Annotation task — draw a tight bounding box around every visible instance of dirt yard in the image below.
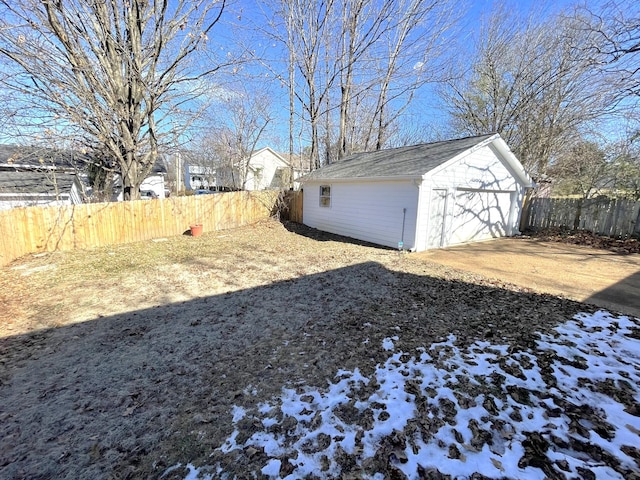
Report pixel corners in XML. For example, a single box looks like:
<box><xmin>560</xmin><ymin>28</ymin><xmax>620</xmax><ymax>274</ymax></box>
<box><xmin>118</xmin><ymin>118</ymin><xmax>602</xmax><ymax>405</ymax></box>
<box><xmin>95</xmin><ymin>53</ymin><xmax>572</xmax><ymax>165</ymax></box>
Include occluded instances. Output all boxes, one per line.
<box><xmin>418</xmin><ymin>234</ymin><xmax>640</xmax><ymax>318</ymax></box>
<box><xmin>0</xmin><ymin>220</ymin><xmax>638</xmax><ymax>479</ymax></box>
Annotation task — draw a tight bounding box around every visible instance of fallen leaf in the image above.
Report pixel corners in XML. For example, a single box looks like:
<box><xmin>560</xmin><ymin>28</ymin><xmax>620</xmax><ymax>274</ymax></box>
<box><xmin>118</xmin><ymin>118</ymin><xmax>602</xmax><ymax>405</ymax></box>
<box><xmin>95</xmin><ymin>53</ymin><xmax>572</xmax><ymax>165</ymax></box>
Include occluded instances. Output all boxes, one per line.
<box><xmin>626</xmin><ymin>424</ymin><xmax>640</xmax><ymax>435</ymax></box>
<box><xmin>122</xmin><ymin>404</ymin><xmax>139</xmax><ymax>417</ymax></box>
<box><xmin>500</xmin><ymin>428</ymin><xmax>515</xmax><ymax>440</ymax></box>
<box><xmin>491</xmin><ymin>457</ymin><xmax>505</xmax><ymax>472</ymax></box>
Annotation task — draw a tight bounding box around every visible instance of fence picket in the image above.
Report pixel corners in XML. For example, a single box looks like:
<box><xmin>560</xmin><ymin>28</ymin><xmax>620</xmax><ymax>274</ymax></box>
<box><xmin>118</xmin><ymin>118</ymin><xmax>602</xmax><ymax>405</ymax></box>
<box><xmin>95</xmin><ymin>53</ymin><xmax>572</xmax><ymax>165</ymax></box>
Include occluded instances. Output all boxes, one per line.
<box><xmin>0</xmin><ymin>191</ymin><xmax>281</xmax><ymax>266</ymax></box>
<box><xmin>522</xmin><ymin>197</ymin><xmax>640</xmax><ymax>238</ymax></box>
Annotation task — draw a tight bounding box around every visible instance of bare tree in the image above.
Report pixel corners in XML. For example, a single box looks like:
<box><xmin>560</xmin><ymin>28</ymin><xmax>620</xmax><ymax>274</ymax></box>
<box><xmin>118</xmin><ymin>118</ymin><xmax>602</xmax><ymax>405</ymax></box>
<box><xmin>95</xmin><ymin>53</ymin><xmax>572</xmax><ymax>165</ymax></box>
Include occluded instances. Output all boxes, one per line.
<box><xmin>335</xmin><ymin>0</ymin><xmax>391</xmax><ymax>160</ymax></box>
<box><xmin>579</xmin><ymin>1</ymin><xmax>640</xmax><ymax>99</ymax></box>
<box><xmin>344</xmin><ymin>0</ymin><xmax>459</xmax><ymax>155</ymax></box>
<box><xmin>0</xmin><ymin>0</ymin><xmax>227</xmax><ymax>200</ymax></box>
<box><xmin>611</xmin><ymin>134</ymin><xmax>640</xmax><ymax>200</ymax></box>
<box><xmin>267</xmin><ymin>0</ymin><xmax>460</xmax><ymax>169</ymax></box>
<box><xmin>441</xmin><ymin>4</ymin><xmax>617</xmax><ymax>174</ymax></box>
<box><xmin>327</xmin><ymin>0</ymin><xmax>459</xmax><ymax>159</ymax></box>
<box><xmin>196</xmin><ymin>85</ymin><xmax>274</xmax><ymax>191</ymax></box>
<box><xmin>287</xmin><ymin>0</ymin><xmax>335</xmax><ymax>170</ymax></box>
<box><xmin>549</xmin><ymin>141</ymin><xmax>611</xmax><ymax>199</ymax></box>
<box><xmin>256</xmin><ymin>0</ymin><xmax>337</xmax><ymax>170</ymax></box>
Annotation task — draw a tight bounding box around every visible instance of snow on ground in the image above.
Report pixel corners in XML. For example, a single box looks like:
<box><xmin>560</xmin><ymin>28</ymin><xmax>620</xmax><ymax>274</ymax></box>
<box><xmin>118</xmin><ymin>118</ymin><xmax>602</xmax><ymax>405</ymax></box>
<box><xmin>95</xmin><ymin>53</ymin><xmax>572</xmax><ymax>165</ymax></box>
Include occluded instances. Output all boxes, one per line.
<box><xmin>173</xmin><ymin>310</ymin><xmax>640</xmax><ymax>479</ymax></box>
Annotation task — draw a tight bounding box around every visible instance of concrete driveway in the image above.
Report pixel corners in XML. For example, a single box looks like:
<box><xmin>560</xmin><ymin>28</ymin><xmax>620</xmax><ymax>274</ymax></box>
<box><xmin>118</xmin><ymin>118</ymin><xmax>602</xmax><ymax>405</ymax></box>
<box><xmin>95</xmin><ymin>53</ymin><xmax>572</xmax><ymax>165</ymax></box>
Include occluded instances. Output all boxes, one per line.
<box><xmin>417</xmin><ymin>238</ymin><xmax>640</xmax><ymax>318</ymax></box>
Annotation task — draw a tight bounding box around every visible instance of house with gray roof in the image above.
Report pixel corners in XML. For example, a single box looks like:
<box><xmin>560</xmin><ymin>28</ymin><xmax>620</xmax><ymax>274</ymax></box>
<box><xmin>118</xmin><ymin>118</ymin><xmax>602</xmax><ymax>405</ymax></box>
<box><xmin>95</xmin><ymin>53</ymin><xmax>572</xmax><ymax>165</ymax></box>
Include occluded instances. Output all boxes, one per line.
<box><xmin>0</xmin><ymin>170</ymin><xmax>84</xmax><ymax>210</ymax></box>
<box><xmin>0</xmin><ymin>145</ymin><xmax>85</xmax><ymax>210</ymax></box>
<box><xmin>300</xmin><ymin>133</ymin><xmax>533</xmax><ymax>251</ymax></box>
<box><xmin>0</xmin><ymin>144</ymin><xmax>170</xmax><ymax>205</ymax></box>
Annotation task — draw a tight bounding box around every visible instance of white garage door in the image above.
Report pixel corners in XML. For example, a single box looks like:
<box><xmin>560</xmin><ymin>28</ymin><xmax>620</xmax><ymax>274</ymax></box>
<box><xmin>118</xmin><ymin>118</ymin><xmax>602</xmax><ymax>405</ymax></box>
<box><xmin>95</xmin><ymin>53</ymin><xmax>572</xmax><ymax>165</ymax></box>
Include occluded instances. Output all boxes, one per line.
<box><xmin>449</xmin><ymin>190</ymin><xmax>513</xmax><ymax>245</ymax></box>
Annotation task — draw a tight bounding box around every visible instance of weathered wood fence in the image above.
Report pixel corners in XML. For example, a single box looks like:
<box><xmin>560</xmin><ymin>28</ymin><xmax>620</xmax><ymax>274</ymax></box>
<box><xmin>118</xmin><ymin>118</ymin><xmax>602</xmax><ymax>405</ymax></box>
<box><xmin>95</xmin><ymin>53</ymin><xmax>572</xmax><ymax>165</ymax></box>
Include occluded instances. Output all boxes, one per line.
<box><xmin>0</xmin><ymin>191</ymin><xmax>280</xmax><ymax>266</ymax></box>
<box><xmin>281</xmin><ymin>190</ymin><xmax>303</xmax><ymax>223</ymax></box>
<box><xmin>521</xmin><ymin>197</ymin><xmax>640</xmax><ymax>238</ymax></box>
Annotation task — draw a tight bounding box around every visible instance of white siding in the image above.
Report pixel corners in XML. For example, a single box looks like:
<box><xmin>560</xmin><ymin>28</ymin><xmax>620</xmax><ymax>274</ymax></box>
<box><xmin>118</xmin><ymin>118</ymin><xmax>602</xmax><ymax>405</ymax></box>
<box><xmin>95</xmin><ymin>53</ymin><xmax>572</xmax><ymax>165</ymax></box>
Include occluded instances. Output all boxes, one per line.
<box><xmin>245</xmin><ymin>149</ymin><xmax>289</xmax><ymax>190</ymax></box>
<box><xmin>0</xmin><ymin>196</ymin><xmax>72</xmax><ymax>211</ymax></box>
<box><xmin>428</xmin><ymin>145</ymin><xmax>518</xmax><ymax>191</ymax></box>
<box><xmin>449</xmin><ymin>190</ymin><xmax>513</xmax><ymax>245</ymax></box>
<box><xmin>424</xmin><ymin>188</ymin><xmax>447</xmax><ymax>249</ymax></box>
<box><xmin>140</xmin><ymin>175</ymin><xmax>166</xmax><ymax>198</ymax></box>
<box><xmin>415</xmin><ymin>145</ymin><xmax>524</xmax><ymax>251</ymax></box>
<box><xmin>69</xmin><ymin>182</ymin><xmax>83</xmax><ymax>205</ymax></box>
<box><xmin>303</xmin><ymin>180</ymin><xmax>419</xmax><ymax>250</ymax></box>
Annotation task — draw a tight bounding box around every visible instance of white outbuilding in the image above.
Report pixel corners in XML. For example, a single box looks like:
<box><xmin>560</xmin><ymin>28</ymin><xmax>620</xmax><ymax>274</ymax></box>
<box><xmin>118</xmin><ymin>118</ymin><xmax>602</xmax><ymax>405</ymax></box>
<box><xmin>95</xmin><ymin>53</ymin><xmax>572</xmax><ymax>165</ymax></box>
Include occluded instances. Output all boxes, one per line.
<box><xmin>300</xmin><ymin>134</ymin><xmax>533</xmax><ymax>251</ymax></box>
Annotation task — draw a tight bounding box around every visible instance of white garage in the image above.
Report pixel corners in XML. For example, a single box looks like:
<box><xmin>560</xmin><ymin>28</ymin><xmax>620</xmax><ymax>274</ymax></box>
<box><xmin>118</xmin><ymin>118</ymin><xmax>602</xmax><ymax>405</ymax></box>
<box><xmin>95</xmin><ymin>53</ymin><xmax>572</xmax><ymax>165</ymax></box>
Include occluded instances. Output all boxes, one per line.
<box><xmin>300</xmin><ymin>134</ymin><xmax>532</xmax><ymax>252</ymax></box>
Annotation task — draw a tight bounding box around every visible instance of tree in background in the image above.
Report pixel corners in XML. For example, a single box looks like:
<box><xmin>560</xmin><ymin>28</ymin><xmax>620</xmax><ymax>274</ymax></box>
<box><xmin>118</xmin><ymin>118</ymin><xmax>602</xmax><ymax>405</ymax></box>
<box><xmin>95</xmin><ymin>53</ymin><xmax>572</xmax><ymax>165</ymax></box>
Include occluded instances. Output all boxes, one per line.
<box><xmin>268</xmin><ymin>0</ymin><xmax>459</xmax><ymax>168</ymax></box>
<box><xmin>611</xmin><ymin>134</ymin><xmax>640</xmax><ymax>200</ymax></box>
<box><xmin>440</xmin><ymin>4</ymin><xmax>617</xmax><ymax>175</ymax></box>
<box><xmin>214</xmin><ymin>87</ymin><xmax>273</xmax><ymax>191</ymax></box>
<box><xmin>548</xmin><ymin>141</ymin><xmax>611</xmax><ymax>199</ymax></box>
<box><xmin>0</xmin><ymin>0</ymin><xmax>227</xmax><ymax>200</ymax></box>
<box><xmin>85</xmin><ymin>149</ymin><xmax>117</xmax><ymax>202</ymax></box>
<box><xmin>580</xmin><ymin>1</ymin><xmax>640</xmax><ymax>101</ymax></box>
<box><xmin>188</xmin><ymin>84</ymin><xmax>274</xmax><ymax>191</ymax></box>
<box><xmin>344</xmin><ymin>0</ymin><xmax>458</xmax><ymax>160</ymax></box>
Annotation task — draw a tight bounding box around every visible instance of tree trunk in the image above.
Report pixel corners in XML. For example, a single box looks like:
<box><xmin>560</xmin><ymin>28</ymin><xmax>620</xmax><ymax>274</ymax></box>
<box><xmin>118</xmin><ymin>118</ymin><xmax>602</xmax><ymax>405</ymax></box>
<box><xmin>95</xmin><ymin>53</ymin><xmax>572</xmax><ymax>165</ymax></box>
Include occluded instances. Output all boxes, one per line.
<box><xmin>122</xmin><ymin>156</ymin><xmax>141</xmax><ymax>201</ymax></box>
<box><xmin>573</xmin><ymin>198</ymin><xmax>583</xmax><ymax>230</ymax></box>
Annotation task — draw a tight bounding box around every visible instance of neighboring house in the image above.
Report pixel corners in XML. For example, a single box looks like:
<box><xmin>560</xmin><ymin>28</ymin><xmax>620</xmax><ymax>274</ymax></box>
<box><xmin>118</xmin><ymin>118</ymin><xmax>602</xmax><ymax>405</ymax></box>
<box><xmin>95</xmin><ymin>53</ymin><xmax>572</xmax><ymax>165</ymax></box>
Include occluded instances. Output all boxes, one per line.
<box><xmin>300</xmin><ymin>133</ymin><xmax>533</xmax><ymax>252</ymax></box>
<box><xmin>0</xmin><ymin>144</ymin><xmax>168</xmax><ymax>204</ymax></box>
<box><xmin>0</xmin><ymin>145</ymin><xmax>86</xmax><ymax>210</ymax></box>
<box><xmin>185</xmin><ymin>164</ymin><xmax>217</xmax><ymax>191</ymax></box>
<box><xmin>185</xmin><ymin>147</ymin><xmax>303</xmax><ymax>192</ymax></box>
<box><xmin>0</xmin><ymin>170</ymin><xmax>84</xmax><ymax>210</ymax></box>
<box><xmin>115</xmin><ymin>161</ymin><xmax>168</xmax><ymax>200</ymax></box>
<box><xmin>139</xmin><ymin>172</ymin><xmax>166</xmax><ymax>199</ymax></box>
<box><xmin>242</xmin><ymin>147</ymin><xmax>296</xmax><ymax>191</ymax></box>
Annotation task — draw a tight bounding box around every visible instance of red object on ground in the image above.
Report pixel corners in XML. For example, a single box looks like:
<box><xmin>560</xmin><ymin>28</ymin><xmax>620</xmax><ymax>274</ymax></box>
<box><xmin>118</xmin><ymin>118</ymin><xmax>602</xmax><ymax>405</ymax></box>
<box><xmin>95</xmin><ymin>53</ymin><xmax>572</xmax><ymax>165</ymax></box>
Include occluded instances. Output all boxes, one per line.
<box><xmin>190</xmin><ymin>224</ymin><xmax>203</xmax><ymax>237</ymax></box>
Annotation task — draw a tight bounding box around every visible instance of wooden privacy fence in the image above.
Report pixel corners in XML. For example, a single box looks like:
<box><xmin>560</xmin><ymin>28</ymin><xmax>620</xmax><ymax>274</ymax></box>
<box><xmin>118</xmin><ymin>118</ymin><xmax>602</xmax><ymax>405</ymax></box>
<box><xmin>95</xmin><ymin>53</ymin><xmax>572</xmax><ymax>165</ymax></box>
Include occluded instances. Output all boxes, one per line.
<box><xmin>521</xmin><ymin>197</ymin><xmax>640</xmax><ymax>238</ymax></box>
<box><xmin>281</xmin><ymin>190</ymin><xmax>303</xmax><ymax>223</ymax></box>
<box><xmin>0</xmin><ymin>191</ymin><xmax>279</xmax><ymax>266</ymax></box>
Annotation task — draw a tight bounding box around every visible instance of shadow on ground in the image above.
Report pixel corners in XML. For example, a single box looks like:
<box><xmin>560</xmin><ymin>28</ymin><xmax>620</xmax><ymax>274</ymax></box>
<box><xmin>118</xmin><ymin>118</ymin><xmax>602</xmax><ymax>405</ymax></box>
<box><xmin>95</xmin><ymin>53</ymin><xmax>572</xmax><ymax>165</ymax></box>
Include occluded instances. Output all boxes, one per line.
<box><xmin>0</xmin><ymin>261</ymin><xmax>595</xmax><ymax>479</ymax></box>
<box><xmin>587</xmin><ymin>270</ymin><xmax>640</xmax><ymax>318</ymax></box>
<box><xmin>282</xmin><ymin>221</ymin><xmax>395</xmax><ymax>250</ymax></box>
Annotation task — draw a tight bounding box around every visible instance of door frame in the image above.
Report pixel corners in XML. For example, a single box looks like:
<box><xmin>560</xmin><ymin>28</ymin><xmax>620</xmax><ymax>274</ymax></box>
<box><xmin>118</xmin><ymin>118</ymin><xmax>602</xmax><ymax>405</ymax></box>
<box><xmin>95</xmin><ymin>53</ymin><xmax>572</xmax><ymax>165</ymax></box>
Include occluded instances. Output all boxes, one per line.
<box><xmin>425</xmin><ymin>188</ymin><xmax>448</xmax><ymax>249</ymax></box>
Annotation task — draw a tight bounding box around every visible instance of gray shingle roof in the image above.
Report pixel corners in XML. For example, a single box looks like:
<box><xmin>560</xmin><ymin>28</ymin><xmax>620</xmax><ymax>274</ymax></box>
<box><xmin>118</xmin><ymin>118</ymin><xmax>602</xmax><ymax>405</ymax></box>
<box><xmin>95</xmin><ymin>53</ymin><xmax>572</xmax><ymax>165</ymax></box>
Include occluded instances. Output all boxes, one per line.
<box><xmin>0</xmin><ymin>170</ymin><xmax>79</xmax><ymax>194</ymax></box>
<box><xmin>0</xmin><ymin>144</ymin><xmax>168</xmax><ymax>174</ymax></box>
<box><xmin>301</xmin><ymin>134</ymin><xmax>496</xmax><ymax>181</ymax></box>
<box><xmin>0</xmin><ymin>144</ymin><xmax>87</xmax><ymax>170</ymax></box>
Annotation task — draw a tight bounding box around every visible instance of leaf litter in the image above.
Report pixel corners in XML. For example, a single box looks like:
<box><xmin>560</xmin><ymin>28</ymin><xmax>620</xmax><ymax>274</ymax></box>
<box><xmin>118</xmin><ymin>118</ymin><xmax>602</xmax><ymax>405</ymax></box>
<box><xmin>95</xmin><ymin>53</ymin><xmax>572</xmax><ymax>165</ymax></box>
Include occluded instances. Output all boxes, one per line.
<box><xmin>0</xmin><ymin>220</ymin><xmax>638</xmax><ymax>479</ymax></box>
<box><xmin>170</xmin><ymin>311</ymin><xmax>640</xmax><ymax>480</ymax></box>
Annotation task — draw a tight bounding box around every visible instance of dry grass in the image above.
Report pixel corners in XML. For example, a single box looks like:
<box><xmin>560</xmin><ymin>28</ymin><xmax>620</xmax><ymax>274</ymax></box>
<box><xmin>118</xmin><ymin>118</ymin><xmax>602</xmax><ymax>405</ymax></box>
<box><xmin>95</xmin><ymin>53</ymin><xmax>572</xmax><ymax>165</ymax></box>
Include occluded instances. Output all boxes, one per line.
<box><xmin>0</xmin><ymin>220</ymin><xmax>601</xmax><ymax>479</ymax></box>
<box><xmin>0</xmin><ymin>219</ymin><xmax>539</xmax><ymax>336</ymax></box>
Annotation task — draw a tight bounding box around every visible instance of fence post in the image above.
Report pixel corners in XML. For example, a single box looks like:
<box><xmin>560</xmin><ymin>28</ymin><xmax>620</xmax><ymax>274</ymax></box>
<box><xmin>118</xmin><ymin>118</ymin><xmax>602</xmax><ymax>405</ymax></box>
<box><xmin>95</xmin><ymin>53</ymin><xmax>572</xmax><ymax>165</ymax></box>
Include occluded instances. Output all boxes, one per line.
<box><xmin>519</xmin><ymin>192</ymin><xmax>532</xmax><ymax>232</ymax></box>
<box><xmin>0</xmin><ymin>192</ymin><xmax>282</xmax><ymax>266</ymax></box>
<box><xmin>521</xmin><ymin>196</ymin><xmax>639</xmax><ymax>238</ymax></box>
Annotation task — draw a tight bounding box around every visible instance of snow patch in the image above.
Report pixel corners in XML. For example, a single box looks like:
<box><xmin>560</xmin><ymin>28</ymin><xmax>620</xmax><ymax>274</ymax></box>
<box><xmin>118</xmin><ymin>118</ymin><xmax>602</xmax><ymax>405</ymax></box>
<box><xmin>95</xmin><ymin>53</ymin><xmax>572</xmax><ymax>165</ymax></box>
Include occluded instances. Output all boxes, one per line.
<box><xmin>177</xmin><ymin>310</ymin><xmax>640</xmax><ymax>479</ymax></box>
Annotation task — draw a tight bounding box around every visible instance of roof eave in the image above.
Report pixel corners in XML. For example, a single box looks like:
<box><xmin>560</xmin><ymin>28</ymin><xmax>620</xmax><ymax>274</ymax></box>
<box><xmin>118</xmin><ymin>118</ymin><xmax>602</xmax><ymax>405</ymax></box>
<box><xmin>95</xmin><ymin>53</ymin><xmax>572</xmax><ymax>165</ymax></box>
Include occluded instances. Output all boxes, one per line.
<box><xmin>300</xmin><ymin>174</ymin><xmax>422</xmax><ymax>183</ymax></box>
<box><xmin>0</xmin><ymin>192</ymin><xmax>72</xmax><ymax>198</ymax></box>
<box><xmin>490</xmin><ymin>137</ymin><xmax>534</xmax><ymax>187</ymax></box>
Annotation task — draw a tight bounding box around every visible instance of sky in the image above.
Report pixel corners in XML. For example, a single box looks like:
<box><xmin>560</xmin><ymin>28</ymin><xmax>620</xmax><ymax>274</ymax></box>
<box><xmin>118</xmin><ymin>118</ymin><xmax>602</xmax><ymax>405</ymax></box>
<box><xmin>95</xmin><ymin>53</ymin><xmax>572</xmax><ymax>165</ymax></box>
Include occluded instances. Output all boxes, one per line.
<box><xmin>0</xmin><ymin>0</ymin><xmax>620</xmax><ymax>151</ymax></box>
<box><xmin>167</xmin><ymin>309</ymin><xmax>640</xmax><ymax>479</ymax></box>
<box><xmin>206</xmin><ymin>0</ymin><xmax>590</xmax><ymax>151</ymax></box>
